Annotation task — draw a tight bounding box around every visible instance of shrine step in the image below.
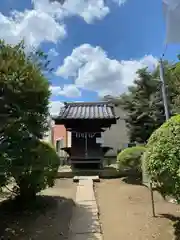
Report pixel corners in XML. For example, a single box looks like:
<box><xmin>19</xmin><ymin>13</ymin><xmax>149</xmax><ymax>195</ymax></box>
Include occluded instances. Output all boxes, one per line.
<box><xmin>73</xmin><ymin>175</ymin><xmax>100</xmax><ymax>183</ymax></box>
<box><xmin>72</xmin><ymin>169</ymin><xmax>100</xmax><ymax>177</ymax></box>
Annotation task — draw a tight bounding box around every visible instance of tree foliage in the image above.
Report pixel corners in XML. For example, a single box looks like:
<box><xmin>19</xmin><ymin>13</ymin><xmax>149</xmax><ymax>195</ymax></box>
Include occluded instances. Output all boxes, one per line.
<box><xmin>0</xmin><ymin>41</ymin><xmax>51</xmax><ymax>138</ymax></box>
<box><xmin>0</xmin><ymin>41</ymin><xmax>57</xmax><ymax>199</ymax></box>
<box><xmin>116</xmin><ymin>61</ymin><xmax>180</xmax><ymax>143</ymax></box>
<box><xmin>121</xmin><ymin>69</ymin><xmax>158</xmax><ymax>143</ymax></box>
<box><xmin>168</xmin><ymin>61</ymin><xmax>180</xmax><ymax>114</ymax></box>
<box><xmin>143</xmin><ymin>115</ymin><xmax>180</xmax><ymax>201</ymax></box>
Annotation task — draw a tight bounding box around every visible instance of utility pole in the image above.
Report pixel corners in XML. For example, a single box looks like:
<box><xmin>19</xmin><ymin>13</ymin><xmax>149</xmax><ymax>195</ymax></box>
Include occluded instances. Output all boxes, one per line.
<box><xmin>148</xmin><ymin>57</ymin><xmax>169</xmax><ymax>219</ymax></box>
<box><xmin>159</xmin><ymin>58</ymin><xmax>170</xmax><ymax>120</ymax></box>
<box><xmin>85</xmin><ymin>132</ymin><xmax>88</xmax><ymax>158</ymax></box>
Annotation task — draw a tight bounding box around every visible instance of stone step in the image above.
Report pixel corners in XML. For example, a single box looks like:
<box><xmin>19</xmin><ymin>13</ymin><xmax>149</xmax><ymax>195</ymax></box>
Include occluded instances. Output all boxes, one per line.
<box><xmin>73</xmin><ymin>175</ymin><xmax>100</xmax><ymax>182</ymax></box>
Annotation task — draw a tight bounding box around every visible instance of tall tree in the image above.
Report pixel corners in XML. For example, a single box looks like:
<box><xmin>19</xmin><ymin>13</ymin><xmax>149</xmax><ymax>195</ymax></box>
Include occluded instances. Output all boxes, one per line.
<box><xmin>119</xmin><ymin>60</ymin><xmax>180</xmax><ymax>143</ymax></box>
<box><xmin>168</xmin><ymin>59</ymin><xmax>180</xmax><ymax>114</ymax></box>
<box><xmin>0</xmin><ymin>41</ymin><xmax>57</xmax><ymax>199</ymax></box>
<box><xmin>119</xmin><ymin>68</ymin><xmax>161</xmax><ymax>143</ymax></box>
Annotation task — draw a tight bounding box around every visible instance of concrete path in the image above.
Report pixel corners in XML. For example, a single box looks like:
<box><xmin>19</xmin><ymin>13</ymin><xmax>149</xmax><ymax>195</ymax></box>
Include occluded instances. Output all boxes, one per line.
<box><xmin>68</xmin><ymin>178</ymin><xmax>102</xmax><ymax>240</ymax></box>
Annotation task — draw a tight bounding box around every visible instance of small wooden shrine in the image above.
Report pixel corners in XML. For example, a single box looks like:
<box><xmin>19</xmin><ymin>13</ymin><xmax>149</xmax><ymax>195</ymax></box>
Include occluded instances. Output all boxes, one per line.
<box><xmin>53</xmin><ymin>101</ymin><xmax>118</xmax><ymax>169</ymax></box>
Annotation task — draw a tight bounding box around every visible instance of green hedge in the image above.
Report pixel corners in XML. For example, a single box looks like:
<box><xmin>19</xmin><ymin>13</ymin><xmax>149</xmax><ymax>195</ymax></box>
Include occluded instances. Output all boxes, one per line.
<box><xmin>117</xmin><ymin>146</ymin><xmax>145</xmax><ymax>172</ymax></box>
<box><xmin>12</xmin><ymin>140</ymin><xmax>60</xmax><ymax>200</ymax></box>
<box><xmin>143</xmin><ymin>115</ymin><xmax>180</xmax><ymax>201</ymax></box>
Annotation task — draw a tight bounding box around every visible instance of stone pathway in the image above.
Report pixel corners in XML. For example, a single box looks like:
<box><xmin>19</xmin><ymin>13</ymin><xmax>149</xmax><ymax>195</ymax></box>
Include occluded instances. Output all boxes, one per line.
<box><xmin>68</xmin><ymin>178</ymin><xmax>102</xmax><ymax>240</ymax></box>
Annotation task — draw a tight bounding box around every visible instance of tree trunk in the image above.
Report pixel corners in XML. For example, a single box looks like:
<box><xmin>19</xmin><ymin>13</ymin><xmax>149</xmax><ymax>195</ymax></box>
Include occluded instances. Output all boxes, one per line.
<box><xmin>18</xmin><ymin>179</ymin><xmax>36</xmax><ymax>202</ymax></box>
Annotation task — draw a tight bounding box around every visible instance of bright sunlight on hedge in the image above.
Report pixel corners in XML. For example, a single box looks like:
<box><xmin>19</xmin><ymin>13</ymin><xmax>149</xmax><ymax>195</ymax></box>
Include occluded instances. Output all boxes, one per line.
<box><xmin>143</xmin><ymin>115</ymin><xmax>180</xmax><ymax>201</ymax></box>
<box><xmin>117</xmin><ymin>146</ymin><xmax>145</xmax><ymax>172</ymax></box>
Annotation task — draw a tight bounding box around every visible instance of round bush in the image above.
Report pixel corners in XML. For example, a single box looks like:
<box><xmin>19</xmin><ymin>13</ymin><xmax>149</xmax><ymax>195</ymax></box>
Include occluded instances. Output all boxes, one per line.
<box><xmin>12</xmin><ymin>140</ymin><xmax>60</xmax><ymax>200</ymax></box>
<box><xmin>117</xmin><ymin>146</ymin><xmax>145</xmax><ymax>172</ymax></box>
<box><xmin>143</xmin><ymin>115</ymin><xmax>180</xmax><ymax>201</ymax></box>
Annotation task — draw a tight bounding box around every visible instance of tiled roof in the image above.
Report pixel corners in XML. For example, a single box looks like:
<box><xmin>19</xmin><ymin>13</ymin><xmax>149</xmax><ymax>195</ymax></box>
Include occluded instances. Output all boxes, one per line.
<box><xmin>57</xmin><ymin>102</ymin><xmax>116</xmax><ymax>120</ymax></box>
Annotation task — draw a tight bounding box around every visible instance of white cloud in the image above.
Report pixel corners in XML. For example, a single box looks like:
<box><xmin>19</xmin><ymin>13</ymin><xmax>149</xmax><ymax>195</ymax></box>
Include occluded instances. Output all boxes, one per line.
<box><xmin>48</xmin><ymin>0</ymin><xmax>127</xmax><ymax>24</ymax></box>
<box><xmin>0</xmin><ymin>1</ymin><xmax>66</xmax><ymax>49</ymax></box>
<box><xmin>48</xmin><ymin>48</ymin><xmax>59</xmax><ymax>57</ymax></box>
<box><xmin>0</xmin><ymin>2</ymin><xmax>66</xmax><ymax>47</ymax></box>
<box><xmin>50</xmin><ymin>86</ymin><xmax>61</xmax><ymax>95</ymax></box>
<box><xmin>35</xmin><ymin>0</ymin><xmax>127</xmax><ymax>24</ymax></box>
<box><xmin>34</xmin><ymin>0</ymin><xmax>127</xmax><ymax>24</ymax></box>
<box><xmin>62</xmin><ymin>0</ymin><xmax>109</xmax><ymax>24</ymax></box>
<box><xmin>56</xmin><ymin>44</ymin><xmax>158</xmax><ymax>96</ymax></box>
<box><xmin>49</xmin><ymin>101</ymin><xmax>64</xmax><ymax>116</ymax></box>
<box><xmin>112</xmin><ymin>0</ymin><xmax>127</xmax><ymax>5</ymax></box>
<box><xmin>0</xmin><ymin>0</ymin><xmax>127</xmax><ymax>49</ymax></box>
<box><xmin>50</xmin><ymin>84</ymin><xmax>81</xmax><ymax>97</ymax></box>
<box><xmin>33</xmin><ymin>0</ymin><xmax>67</xmax><ymax>19</ymax></box>
<box><xmin>60</xmin><ymin>84</ymin><xmax>81</xmax><ymax>97</ymax></box>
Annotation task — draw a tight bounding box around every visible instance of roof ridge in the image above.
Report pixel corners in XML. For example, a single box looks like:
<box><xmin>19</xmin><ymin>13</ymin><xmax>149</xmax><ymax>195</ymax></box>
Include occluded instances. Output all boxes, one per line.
<box><xmin>64</xmin><ymin>101</ymin><xmax>112</xmax><ymax>106</ymax></box>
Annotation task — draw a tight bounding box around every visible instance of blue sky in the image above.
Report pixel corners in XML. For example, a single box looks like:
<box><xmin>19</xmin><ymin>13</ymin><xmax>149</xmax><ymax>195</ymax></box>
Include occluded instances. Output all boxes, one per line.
<box><xmin>0</xmin><ymin>0</ymin><xmax>180</xmax><ymax>115</ymax></box>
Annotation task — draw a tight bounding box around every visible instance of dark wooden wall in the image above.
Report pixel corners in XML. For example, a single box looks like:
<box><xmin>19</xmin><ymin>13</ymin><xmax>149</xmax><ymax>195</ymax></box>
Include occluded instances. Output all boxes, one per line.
<box><xmin>71</xmin><ymin>131</ymin><xmax>102</xmax><ymax>159</ymax></box>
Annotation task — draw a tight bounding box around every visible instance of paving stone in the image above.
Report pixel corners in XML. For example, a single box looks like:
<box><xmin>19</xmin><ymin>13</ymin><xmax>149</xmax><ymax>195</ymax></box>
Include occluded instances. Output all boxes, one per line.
<box><xmin>72</xmin><ymin>204</ymin><xmax>99</xmax><ymax>219</ymax></box>
<box><xmin>70</xmin><ymin>215</ymin><xmax>101</xmax><ymax>234</ymax></box>
<box><xmin>76</xmin><ymin>184</ymin><xmax>94</xmax><ymax>191</ymax></box>
<box><xmin>76</xmin><ymin>201</ymin><xmax>98</xmax><ymax>213</ymax></box>
<box><xmin>69</xmin><ymin>233</ymin><xmax>102</xmax><ymax>240</ymax></box>
<box><xmin>76</xmin><ymin>185</ymin><xmax>96</xmax><ymax>202</ymax></box>
<box><xmin>76</xmin><ymin>190</ymin><xmax>96</xmax><ymax>202</ymax></box>
<box><xmin>68</xmin><ymin>178</ymin><xmax>101</xmax><ymax>239</ymax></box>
<box><xmin>76</xmin><ymin>198</ymin><xmax>96</xmax><ymax>203</ymax></box>
<box><xmin>77</xmin><ymin>182</ymin><xmax>94</xmax><ymax>188</ymax></box>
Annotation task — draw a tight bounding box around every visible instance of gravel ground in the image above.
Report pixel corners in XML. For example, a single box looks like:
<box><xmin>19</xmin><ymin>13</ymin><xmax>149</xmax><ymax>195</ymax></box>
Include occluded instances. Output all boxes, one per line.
<box><xmin>95</xmin><ymin>178</ymin><xmax>180</xmax><ymax>240</ymax></box>
<box><xmin>0</xmin><ymin>179</ymin><xmax>76</xmax><ymax>240</ymax></box>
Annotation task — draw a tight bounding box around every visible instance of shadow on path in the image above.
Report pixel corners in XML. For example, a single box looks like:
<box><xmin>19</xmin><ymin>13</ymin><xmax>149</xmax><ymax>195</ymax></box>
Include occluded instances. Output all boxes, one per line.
<box><xmin>121</xmin><ymin>174</ymin><xmax>142</xmax><ymax>186</ymax></box>
<box><xmin>0</xmin><ymin>195</ymin><xmax>75</xmax><ymax>240</ymax></box>
<box><xmin>69</xmin><ymin>201</ymin><xmax>102</xmax><ymax>240</ymax></box>
<box><xmin>160</xmin><ymin>214</ymin><xmax>180</xmax><ymax>240</ymax></box>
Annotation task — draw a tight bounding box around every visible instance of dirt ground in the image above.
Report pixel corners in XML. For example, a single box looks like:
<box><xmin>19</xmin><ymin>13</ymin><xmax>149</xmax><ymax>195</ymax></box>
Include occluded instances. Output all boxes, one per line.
<box><xmin>0</xmin><ymin>179</ymin><xmax>76</xmax><ymax>240</ymax></box>
<box><xmin>95</xmin><ymin>178</ymin><xmax>180</xmax><ymax>240</ymax></box>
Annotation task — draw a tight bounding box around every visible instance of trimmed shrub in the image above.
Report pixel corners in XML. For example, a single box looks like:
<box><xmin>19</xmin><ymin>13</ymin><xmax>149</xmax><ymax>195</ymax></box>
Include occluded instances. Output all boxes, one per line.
<box><xmin>143</xmin><ymin>115</ymin><xmax>180</xmax><ymax>201</ymax></box>
<box><xmin>117</xmin><ymin>146</ymin><xmax>145</xmax><ymax>172</ymax></box>
<box><xmin>11</xmin><ymin>139</ymin><xmax>60</xmax><ymax>200</ymax></box>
